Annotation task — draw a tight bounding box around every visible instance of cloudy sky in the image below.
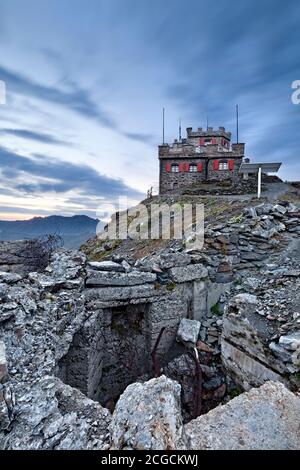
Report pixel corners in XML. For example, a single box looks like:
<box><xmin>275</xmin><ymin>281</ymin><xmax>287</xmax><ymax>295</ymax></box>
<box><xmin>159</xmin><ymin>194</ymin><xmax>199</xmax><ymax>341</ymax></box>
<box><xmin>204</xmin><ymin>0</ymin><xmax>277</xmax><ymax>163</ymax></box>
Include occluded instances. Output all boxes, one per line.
<box><xmin>0</xmin><ymin>0</ymin><xmax>299</xmax><ymax>220</ymax></box>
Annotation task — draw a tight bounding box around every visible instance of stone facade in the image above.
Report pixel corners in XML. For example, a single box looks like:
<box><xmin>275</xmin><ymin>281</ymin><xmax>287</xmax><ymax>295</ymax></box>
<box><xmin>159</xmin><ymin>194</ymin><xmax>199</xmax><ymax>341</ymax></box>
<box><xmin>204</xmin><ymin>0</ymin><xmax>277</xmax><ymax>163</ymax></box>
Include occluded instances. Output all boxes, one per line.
<box><xmin>159</xmin><ymin>126</ymin><xmax>245</xmax><ymax>194</ymax></box>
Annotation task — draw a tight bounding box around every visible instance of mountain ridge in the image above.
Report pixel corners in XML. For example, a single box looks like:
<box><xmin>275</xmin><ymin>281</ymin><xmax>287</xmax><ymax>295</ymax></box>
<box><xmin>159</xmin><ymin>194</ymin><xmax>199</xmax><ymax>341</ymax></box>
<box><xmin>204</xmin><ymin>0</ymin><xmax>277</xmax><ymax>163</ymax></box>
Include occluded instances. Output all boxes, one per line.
<box><xmin>0</xmin><ymin>214</ymin><xmax>102</xmax><ymax>249</ymax></box>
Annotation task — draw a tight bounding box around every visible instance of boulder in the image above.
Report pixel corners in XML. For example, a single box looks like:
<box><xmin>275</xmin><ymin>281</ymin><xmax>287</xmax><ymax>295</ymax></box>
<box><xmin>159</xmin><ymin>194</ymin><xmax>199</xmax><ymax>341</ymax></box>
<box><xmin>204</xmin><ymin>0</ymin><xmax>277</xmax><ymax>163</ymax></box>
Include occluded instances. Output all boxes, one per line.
<box><xmin>185</xmin><ymin>381</ymin><xmax>300</xmax><ymax>450</ymax></box>
<box><xmin>110</xmin><ymin>376</ymin><xmax>186</xmax><ymax>450</ymax></box>
<box><xmin>177</xmin><ymin>319</ymin><xmax>201</xmax><ymax>346</ymax></box>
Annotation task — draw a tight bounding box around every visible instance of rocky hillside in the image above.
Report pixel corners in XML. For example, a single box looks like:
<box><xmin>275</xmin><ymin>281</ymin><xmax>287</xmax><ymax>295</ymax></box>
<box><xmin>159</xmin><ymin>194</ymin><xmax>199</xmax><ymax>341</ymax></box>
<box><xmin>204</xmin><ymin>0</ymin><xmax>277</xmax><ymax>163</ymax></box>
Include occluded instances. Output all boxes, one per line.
<box><xmin>0</xmin><ymin>187</ymin><xmax>300</xmax><ymax>450</ymax></box>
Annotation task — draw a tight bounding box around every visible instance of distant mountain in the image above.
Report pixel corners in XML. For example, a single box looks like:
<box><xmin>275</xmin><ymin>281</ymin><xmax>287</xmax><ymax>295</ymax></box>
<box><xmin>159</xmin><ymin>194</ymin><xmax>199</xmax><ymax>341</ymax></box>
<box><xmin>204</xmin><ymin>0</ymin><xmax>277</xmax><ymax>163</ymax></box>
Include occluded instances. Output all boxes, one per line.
<box><xmin>0</xmin><ymin>215</ymin><xmax>103</xmax><ymax>249</ymax></box>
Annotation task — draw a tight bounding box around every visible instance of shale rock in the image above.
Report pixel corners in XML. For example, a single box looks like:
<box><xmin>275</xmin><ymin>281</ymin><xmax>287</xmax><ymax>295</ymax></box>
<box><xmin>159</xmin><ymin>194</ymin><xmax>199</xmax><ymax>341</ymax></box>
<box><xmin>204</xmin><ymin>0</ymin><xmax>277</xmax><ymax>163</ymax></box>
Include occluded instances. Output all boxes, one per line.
<box><xmin>1</xmin><ymin>377</ymin><xmax>111</xmax><ymax>450</ymax></box>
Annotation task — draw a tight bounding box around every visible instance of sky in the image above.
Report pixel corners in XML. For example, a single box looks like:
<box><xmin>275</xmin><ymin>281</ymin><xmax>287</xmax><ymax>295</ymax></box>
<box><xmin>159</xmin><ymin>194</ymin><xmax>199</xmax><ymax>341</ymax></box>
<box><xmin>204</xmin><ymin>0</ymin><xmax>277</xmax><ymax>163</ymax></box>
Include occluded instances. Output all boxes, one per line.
<box><xmin>0</xmin><ymin>0</ymin><xmax>300</xmax><ymax>220</ymax></box>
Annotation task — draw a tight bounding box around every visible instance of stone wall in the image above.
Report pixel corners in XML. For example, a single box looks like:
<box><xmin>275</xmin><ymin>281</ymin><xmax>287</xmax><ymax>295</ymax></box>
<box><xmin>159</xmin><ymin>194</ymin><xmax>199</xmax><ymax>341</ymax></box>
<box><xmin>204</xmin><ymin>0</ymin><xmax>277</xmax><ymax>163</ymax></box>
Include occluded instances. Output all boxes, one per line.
<box><xmin>159</xmin><ymin>158</ymin><xmax>206</xmax><ymax>193</ymax></box>
<box><xmin>54</xmin><ymin>257</ymin><xmax>231</xmax><ymax>407</ymax></box>
<box><xmin>207</xmin><ymin>157</ymin><xmax>242</xmax><ymax>182</ymax></box>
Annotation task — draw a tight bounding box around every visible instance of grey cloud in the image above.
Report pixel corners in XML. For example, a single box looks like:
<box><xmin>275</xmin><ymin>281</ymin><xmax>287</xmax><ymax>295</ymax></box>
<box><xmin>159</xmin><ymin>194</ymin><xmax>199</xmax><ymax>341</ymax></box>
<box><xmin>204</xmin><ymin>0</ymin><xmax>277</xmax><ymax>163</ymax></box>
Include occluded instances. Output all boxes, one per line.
<box><xmin>0</xmin><ymin>146</ymin><xmax>144</xmax><ymax>201</ymax></box>
<box><xmin>0</xmin><ymin>65</ymin><xmax>117</xmax><ymax>129</ymax></box>
<box><xmin>2</xmin><ymin>128</ymin><xmax>73</xmax><ymax>146</ymax></box>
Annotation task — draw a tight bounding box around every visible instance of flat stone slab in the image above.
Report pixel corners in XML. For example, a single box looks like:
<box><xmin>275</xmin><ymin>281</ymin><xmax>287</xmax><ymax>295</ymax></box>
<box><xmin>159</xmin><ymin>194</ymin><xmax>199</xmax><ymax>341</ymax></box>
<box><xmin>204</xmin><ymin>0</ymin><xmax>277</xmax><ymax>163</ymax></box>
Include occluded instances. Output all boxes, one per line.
<box><xmin>159</xmin><ymin>252</ymin><xmax>191</xmax><ymax>269</ymax></box>
<box><xmin>85</xmin><ymin>284</ymin><xmax>160</xmax><ymax>301</ymax></box>
<box><xmin>185</xmin><ymin>381</ymin><xmax>300</xmax><ymax>450</ymax></box>
<box><xmin>169</xmin><ymin>264</ymin><xmax>208</xmax><ymax>283</ymax></box>
<box><xmin>0</xmin><ymin>272</ymin><xmax>22</xmax><ymax>284</ymax></box>
<box><xmin>221</xmin><ymin>340</ymin><xmax>285</xmax><ymax>390</ymax></box>
<box><xmin>88</xmin><ymin>261</ymin><xmax>125</xmax><ymax>272</ymax></box>
<box><xmin>86</xmin><ymin>270</ymin><xmax>156</xmax><ymax>287</ymax></box>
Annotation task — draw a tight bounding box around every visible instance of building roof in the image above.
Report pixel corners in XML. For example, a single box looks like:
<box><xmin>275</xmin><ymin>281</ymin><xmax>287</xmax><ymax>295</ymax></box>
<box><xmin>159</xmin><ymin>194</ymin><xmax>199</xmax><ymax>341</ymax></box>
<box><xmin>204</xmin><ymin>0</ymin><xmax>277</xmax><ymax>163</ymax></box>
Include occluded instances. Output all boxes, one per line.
<box><xmin>239</xmin><ymin>162</ymin><xmax>282</xmax><ymax>174</ymax></box>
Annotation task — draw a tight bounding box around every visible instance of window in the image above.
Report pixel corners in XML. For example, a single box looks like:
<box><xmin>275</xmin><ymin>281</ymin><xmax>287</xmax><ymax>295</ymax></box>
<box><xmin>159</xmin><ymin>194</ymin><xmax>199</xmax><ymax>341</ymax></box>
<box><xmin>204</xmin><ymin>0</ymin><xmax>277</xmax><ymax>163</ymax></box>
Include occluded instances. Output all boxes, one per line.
<box><xmin>171</xmin><ymin>164</ymin><xmax>179</xmax><ymax>173</ymax></box>
<box><xmin>219</xmin><ymin>161</ymin><xmax>228</xmax><ymax>170</ymax></box>
<box><xmin>189</xmin><ymin>164</ymin><xmax>197</xmax><ymax>172</ymax></box>
<box><xmin>204</xmin><ymin>138</ymin><xmax>211</xmax><ymax>145</ymax></box>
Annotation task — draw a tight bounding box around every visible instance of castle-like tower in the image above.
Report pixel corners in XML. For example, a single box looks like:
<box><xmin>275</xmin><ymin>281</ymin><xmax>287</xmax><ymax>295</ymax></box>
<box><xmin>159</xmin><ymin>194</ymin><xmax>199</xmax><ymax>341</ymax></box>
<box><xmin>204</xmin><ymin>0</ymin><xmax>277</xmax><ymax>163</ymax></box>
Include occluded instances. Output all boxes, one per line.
<box><xmin>158</xmin><ymin>126</ymin><xmax>245</xmax><ymax>194</ymax></box>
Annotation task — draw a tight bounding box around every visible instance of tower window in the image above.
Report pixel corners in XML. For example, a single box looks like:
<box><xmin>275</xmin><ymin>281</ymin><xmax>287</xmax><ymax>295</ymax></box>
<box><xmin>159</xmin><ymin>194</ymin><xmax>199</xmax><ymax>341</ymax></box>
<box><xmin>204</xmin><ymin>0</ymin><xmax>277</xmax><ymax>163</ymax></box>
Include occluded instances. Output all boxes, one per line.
<box><xmin>171</xmin><ymin>164</ymin><xmax>179</xmax><ymax>173</ymax></box>
<box><xmin>189</xmin><ymin>164</ymin><xmax>197</xmax><ymax>172</ymax></box>
<box><xmin>219</xmin><ymin>161</ymin><xmax>228</xmax><ymax>170</ymax></box>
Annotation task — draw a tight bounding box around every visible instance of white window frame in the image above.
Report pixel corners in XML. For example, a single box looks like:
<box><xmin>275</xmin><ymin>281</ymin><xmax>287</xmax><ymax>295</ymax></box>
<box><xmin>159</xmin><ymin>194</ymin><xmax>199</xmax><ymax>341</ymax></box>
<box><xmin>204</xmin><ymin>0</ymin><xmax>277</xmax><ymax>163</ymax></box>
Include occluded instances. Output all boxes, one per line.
<box><xmin>171</xmin><ymin>164</ymin><xmax>179</xmax><ymax>173</ymax></box>
<box><xmin>189</xmin><ymin>164</ymin><xmax>197</xmax><ymax>173</ymax></box>
<box><xmin>219</xmin><ymin>161</ymin><xmax>228</xmax><ymax>170</ymax></box>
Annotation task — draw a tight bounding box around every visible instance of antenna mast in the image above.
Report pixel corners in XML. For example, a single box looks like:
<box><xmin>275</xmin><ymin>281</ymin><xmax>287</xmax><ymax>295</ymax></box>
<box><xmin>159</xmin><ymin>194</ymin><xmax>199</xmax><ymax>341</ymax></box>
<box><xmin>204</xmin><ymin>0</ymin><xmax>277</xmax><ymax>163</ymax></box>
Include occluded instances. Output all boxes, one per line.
<box><xmin>179</xmin><ymin>117</ymin><xmax>182</xmax><ymax>140</ymax></box>
<box><xmin>162</xmin><ymin>108</ymin><xmax>165</xmax><ymax>144</ymax></box>
<box><xmin>236</xmin><ymin>104</ymin><xmax>239</xmax><ymax>143</ymax></box>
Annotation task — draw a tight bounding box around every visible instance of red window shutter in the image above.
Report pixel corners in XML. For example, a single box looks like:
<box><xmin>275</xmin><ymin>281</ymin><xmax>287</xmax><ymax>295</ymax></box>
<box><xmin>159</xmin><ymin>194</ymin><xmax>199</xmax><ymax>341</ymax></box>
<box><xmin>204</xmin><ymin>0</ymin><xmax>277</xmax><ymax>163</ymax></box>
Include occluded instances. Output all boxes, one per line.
<box><xmin>197</xmin><ymin>163</ymin><xmax>203</xmax><ymax>172</ymax></box>
<box><xmin>185</xmin><ymin>163</ymin><xmax>190</xmax><ymax>172</ymax></box>
<box><xmin>228</xmin><ymin>159</ymin><xmax>235</xmax><ymax>171</ymax></box>
<box><xmin>179</xmin><ymin>163</ymin><xmax>185</xmax><ymax>172</ymax></box>
<box><xmin>211</xmin><ymin>137</ymin><xmax>217</xmax><ymax>145</ymax></box>
<box><xmin>213</xmin><ymin>160</ymin><xmax>219</xmax><ymax>171</ymax></box>
<box><xmin>199</xmin><ymin>138</ymin><xmax>205</xmax><ymax>146</ymax></box>
<box><xmin>165</xmin><ymin>163</ymin><xmax>171</xmax><ymax>172</ymax></box>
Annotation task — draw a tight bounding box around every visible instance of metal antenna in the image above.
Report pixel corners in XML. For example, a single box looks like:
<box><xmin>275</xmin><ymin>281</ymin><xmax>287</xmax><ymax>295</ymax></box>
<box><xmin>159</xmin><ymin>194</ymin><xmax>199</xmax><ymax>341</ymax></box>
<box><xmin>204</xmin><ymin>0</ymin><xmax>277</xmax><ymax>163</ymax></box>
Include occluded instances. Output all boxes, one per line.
<box><xmin>206</xmin><ymin>116</ymin><xmax>209</xmax><ymax>131</ymax></box>
<box><xmin>162</xmin><ymin>107</ymin><xmax>165</xmax><ymax>144</ymax></box>
<box><xmin>179</xmin><ymin>117</ymin><xmax>182</xmax><ymax>140</ymax></box>
<box><xmin>236</xmin><ymin>104</ymin><xmax>239</xmax><ymax>143</ymax></box>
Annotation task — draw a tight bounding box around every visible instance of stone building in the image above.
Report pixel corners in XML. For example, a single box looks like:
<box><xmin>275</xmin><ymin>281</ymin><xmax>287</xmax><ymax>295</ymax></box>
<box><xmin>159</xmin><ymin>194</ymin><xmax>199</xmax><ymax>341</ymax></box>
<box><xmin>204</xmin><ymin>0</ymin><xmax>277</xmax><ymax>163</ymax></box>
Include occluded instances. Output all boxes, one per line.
<box><xmin>158</xmin><ymin>126</ymin><xmax>245</xmax><ymax>193</ymax></box>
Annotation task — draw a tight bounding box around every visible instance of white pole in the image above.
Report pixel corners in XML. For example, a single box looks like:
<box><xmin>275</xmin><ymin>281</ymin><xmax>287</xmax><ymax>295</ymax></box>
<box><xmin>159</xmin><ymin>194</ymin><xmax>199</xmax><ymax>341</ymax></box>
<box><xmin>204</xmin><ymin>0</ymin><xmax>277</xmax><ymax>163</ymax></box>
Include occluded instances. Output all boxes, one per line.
<box><xmin>257</xmin><ymin>166</ymin><xmax>262</xmax><ymax>199</ymax></box>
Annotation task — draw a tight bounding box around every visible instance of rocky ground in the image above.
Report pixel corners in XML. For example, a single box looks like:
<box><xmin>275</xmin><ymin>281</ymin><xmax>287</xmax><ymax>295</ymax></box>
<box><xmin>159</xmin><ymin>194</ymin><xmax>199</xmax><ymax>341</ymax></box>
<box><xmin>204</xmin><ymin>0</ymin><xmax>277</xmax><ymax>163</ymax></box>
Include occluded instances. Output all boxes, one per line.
<box><xmin>0</xmin><ymin>185</ymin><xmax>300</xmax><ymax>450</ymax></box>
